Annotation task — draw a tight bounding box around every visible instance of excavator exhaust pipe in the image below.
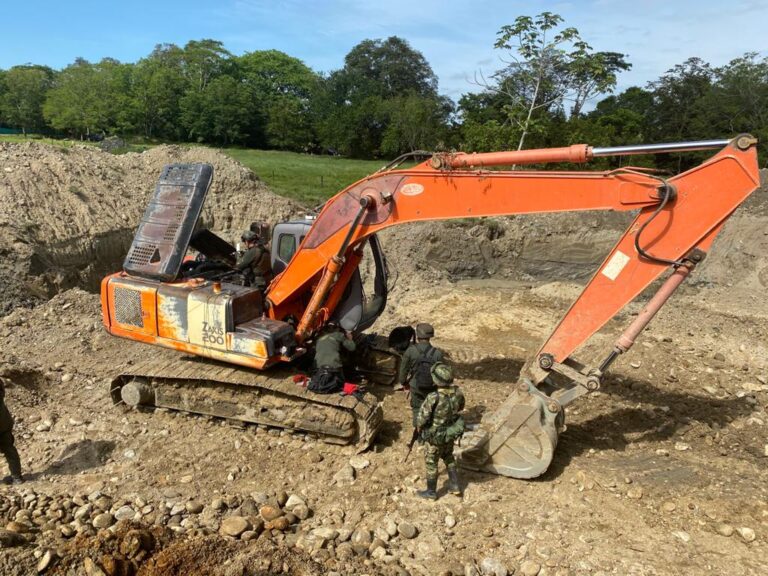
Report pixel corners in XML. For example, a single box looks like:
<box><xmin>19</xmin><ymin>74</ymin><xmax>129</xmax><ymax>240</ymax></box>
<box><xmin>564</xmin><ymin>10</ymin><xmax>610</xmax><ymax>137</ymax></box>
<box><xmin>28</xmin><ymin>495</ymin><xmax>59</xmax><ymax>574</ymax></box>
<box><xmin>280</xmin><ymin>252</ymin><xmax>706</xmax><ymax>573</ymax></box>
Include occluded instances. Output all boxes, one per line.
<box><xmin>457</xmin><ymin>381</ymin><xmax>563</xmax><ymax>479</ymax></box>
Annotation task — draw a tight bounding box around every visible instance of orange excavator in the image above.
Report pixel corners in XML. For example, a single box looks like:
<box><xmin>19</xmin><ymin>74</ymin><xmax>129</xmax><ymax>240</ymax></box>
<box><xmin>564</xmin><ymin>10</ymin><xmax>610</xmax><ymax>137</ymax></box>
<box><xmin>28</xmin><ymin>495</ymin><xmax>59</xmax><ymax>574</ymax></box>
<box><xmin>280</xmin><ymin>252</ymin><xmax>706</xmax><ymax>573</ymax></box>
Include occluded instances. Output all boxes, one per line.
<box><xmin>101</xmin><ymin>134</ymin><xmax>760</xmax><ymax>478</ymax></box>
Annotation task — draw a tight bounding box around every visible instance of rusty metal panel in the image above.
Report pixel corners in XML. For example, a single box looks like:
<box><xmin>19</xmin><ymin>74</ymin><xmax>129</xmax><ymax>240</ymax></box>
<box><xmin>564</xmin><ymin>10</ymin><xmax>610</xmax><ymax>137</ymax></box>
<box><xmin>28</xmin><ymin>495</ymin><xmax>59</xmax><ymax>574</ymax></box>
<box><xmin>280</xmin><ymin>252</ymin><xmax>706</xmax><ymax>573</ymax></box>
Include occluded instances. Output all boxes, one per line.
<box><xmin>123</xmin><ymin>163</ymin><xmax>213</xmax><ymax>281</ymax></box>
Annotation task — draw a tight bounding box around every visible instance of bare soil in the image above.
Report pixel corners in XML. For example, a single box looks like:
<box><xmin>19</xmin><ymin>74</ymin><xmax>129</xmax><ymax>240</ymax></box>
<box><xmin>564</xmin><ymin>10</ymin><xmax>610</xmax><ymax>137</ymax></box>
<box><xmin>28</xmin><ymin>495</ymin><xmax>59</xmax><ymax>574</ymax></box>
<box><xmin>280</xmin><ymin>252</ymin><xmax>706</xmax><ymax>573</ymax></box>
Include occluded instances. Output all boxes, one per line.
<box><xmin>0</xmin><ymin>143</ymin><xmax>766</xmax><ymax>575</ymax></box>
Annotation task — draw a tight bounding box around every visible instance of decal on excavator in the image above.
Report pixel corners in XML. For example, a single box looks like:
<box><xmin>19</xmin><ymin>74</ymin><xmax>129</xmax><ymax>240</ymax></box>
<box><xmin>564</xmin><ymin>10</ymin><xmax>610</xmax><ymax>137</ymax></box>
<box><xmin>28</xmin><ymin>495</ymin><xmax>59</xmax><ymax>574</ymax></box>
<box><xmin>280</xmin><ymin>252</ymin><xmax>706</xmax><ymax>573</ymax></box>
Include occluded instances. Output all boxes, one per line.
<box><xmin>601</xmin><ymin>250</ymin><xmax>631</xmax><ymax>281</ymax></box>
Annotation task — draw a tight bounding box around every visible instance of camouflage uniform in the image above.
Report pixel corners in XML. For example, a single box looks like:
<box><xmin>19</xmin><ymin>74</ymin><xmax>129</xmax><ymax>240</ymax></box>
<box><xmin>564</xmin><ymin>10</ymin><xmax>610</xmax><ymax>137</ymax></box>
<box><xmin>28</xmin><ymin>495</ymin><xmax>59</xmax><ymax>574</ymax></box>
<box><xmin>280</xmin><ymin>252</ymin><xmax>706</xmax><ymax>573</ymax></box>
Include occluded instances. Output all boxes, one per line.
<box><xmin>314</xmin><ymin>330</ymin><xmax>356</xmax><ymax>370</ymax></box>
<box><xmin>415</xmin><ymin>363</ymin><xmax>464</xmax><ymax>500</ymax></box>
<box><xmin>235</xmin><ymin>242</ymin><xmax>273</xmax><ymax>290</ymax></box>
<box><xmin>417</xmin><ymin>385</ymin><xmax>465</xmax><ymax>479</ymax></box>
<box><xmin>0</xmin><ymin>378</ymin><xmax>22</xmax><ymax>482</ymax></box>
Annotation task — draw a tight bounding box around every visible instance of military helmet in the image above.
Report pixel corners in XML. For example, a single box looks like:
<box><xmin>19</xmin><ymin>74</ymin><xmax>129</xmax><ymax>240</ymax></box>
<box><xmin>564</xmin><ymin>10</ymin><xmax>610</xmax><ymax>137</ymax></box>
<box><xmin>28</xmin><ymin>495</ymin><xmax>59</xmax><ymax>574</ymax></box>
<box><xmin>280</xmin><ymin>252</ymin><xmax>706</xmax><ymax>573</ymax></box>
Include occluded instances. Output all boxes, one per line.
<box><xmin>241</xmin><ymin>230</ymin><xmax>258</xmax><ymax>243</ymax></box>
<box><xmin>416</xmin><ymin>323</ymin><xmax>434</xmax><ymax>339</ymax></box>
<box><xmin>431</xmin><ymin>362</ymin><xmax>454</xmax><ymax>386</ymax></box>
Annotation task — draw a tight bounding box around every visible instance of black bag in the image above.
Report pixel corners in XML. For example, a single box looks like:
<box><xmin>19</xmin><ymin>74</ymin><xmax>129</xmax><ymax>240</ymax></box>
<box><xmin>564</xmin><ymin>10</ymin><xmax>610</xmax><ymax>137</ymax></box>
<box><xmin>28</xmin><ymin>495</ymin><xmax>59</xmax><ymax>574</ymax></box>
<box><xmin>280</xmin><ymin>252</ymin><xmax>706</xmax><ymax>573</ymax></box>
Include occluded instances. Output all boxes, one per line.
<box><xmin>412</xmin><ymin>346</ymin><xmax>440</xmax><ymax>389</ymax></box>
<box><xmin>308</xmin><ymin>369</ymin><xmax>344</xmax><ymax>394</ymax></box>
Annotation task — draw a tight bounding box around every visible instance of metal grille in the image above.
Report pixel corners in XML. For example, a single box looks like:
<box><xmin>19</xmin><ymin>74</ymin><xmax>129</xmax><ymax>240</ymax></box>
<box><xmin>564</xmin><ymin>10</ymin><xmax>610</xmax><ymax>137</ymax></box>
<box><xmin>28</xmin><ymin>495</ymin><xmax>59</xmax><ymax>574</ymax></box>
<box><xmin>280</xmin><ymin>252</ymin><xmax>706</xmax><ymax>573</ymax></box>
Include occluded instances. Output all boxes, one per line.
<box><xmin>127</xmin><ymin>244</ymin><xmax>157</xmax><ymax>266</ymax></box>
<box><xmin>114</xmin><ymin>287</ymin><xmax>144</xmax><ymax>327</ymax></box>
<box><xmin>163</xmin><ymin>225</ymin><xmax>179</xmax><ymax>241</ymax></box>
<box><xmin>164</xmin><ymin>165</ymin><xmax>199</xmax><ymax>190</ymax></box>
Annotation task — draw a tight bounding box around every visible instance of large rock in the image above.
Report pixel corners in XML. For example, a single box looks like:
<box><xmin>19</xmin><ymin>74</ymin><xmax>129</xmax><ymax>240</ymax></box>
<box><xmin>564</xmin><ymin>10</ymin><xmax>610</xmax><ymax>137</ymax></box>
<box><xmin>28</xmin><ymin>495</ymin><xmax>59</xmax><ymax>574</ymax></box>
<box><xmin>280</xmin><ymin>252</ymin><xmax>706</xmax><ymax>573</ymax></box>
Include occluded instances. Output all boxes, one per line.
<box><xmin>259</xmin><ymin>505</ymin><xmax>282</xmax><ymax>522</ymax></box>
<box><xmin>92</xmin><ymin>513</ymin><xmax>114</xmax><ymax>529</ymax></box>
<box><xmin>481</xmin><ymin>557</ymin><xmax>508</xmax><ymax>576</ymax></box>
<box><xmin>220</xmin><ymin>516</ymin><xmax>251</xmax><ymax>537</ymax></box>
<box><xmin>333</xmin><ymin>465</ymin><xmax>356</xmax><ymax>483</ymax></box>
<box><xmin>397</xmin><ymin>521</ymin><xmax>418</xmax><ymax>539</ymax></box>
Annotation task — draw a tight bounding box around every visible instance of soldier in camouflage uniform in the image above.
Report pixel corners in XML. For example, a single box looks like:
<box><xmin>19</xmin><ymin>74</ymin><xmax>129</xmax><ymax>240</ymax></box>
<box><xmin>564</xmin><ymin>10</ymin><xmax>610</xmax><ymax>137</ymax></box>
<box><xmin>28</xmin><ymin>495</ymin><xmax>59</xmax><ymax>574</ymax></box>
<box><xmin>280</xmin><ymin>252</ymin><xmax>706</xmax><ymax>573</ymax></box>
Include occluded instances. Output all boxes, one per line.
<box><xmin>416</xmin><ymin>362</ymin><xmax>464</xmax><ymax>500</ymax></box>
<box><xmin>397</xmin><ymin>323</ymin><xmax>444</xmax><ymax>426</ymax></box>
<box><xmin>0</xmin><ymin>377</ymin><xmax>23</xmax><ymax>485</ymax></box>
<box><xmin>235</xmin><ymin>230</ymin><xmax>273</xmax><ymax>290</ymax></box>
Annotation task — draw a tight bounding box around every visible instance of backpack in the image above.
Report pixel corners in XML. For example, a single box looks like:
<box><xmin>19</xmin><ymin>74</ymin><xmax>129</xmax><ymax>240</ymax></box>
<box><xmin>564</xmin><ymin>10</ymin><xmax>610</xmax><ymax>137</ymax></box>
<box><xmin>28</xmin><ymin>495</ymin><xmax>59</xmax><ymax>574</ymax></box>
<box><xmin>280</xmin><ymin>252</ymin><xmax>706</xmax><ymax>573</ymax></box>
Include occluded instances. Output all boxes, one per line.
<box><xmin>412</xmin><ymin>346</ymin><xmax>440</xmax><ymax>389</ymax></box>
<box><xmin>308</xmin><ymin>369</ymin><xmax>344</xmax><ymax>394</ymax></box>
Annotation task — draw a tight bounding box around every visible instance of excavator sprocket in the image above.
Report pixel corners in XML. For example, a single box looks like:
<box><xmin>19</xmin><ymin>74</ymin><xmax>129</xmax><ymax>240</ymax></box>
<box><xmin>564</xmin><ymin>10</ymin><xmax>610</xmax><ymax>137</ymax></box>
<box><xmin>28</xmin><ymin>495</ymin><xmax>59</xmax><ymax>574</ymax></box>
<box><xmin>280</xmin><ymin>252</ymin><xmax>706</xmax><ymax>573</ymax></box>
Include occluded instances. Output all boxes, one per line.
<box><xmin>457</xmin><ymin>381</ymin><xmax>563</xmax><ymax>479</ymax></box>
<box><xmin>110</xmin><ymin>357</ymin><xmax>382</xmax><ymax>451</ymax></box>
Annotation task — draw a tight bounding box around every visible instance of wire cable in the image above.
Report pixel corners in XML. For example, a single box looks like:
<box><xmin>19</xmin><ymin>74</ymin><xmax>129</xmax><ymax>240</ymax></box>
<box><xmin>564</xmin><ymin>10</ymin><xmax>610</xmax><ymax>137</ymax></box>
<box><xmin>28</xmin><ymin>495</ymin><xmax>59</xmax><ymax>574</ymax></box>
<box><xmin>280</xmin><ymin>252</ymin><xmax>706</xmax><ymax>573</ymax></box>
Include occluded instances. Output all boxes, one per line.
<box><xmin>609</xmin><ymin>168</ymin><xmax>686</xmax><ymax>267</ymax></box>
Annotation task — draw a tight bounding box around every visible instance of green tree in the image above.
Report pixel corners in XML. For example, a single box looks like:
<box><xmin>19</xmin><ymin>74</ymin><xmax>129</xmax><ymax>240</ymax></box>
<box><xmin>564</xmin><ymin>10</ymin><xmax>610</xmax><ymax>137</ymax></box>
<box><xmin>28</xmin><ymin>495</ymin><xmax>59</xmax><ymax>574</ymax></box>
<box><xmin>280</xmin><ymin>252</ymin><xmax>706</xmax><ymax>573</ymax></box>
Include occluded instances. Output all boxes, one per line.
<box><xmin>180</xmin><ymin>75</ymin><xmax>253</xmax><ymax>144</ymax></box>
<box><xmin>44</xmin><ymin>58</ymin><xmax>130</xmax><ymax>138</ymax></box>
<box><xmin>237</xmin><ymin>50</ymin><xmax>319</xmax><ymax>150</ymax></box>
<box><xmin>342</xmin><ymin>37</ymin><xmax>438</xmax><ymax>99</ymax></box>
<box><xmin>381</xmin><ymin>94</ymin><xmax>453</xmax><ymax>155</ymax></box>
<box><xmin>708</xmin><ymin>53</ymin><xmax>768</xmax><ymax>156</ymax></box>
<box><xmin>315</xmin><ymin>37</ymin><xmax>446</xmax><ymax>157</ymax></box>
<box><xmin>646</xmin><ymin>57</ymin><xmax>714</xmax><ymax>142</ymax></box>
<box><xmin>182</xmin><ymin>39</ymin><xmax>232</xmax><ymax>92</ymax></box>
<box><xmin>0</xmin><ymin>65</ymin><xmax>54</xmax><ymax>135</ymax></box>
<box><xmin>476</xmin><ymin>12</ymin><xmax>630</xmax><ymax>150</ymax></box>
<box><xmin>127</xmin><ymin>44</ymin><xmax>187</xmax><ymax>139</ymax></box>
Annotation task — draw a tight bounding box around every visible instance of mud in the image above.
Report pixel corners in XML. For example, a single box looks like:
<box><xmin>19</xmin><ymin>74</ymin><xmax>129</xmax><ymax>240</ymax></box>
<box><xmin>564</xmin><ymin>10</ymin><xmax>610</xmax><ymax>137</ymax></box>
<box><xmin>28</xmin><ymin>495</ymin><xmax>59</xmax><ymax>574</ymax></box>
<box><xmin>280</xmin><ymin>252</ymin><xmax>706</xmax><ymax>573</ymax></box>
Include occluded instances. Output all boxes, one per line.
<box><xmin>0</xmin><ymin>143</ymin><xmax>766</xmax><ymax>575</ymax></box>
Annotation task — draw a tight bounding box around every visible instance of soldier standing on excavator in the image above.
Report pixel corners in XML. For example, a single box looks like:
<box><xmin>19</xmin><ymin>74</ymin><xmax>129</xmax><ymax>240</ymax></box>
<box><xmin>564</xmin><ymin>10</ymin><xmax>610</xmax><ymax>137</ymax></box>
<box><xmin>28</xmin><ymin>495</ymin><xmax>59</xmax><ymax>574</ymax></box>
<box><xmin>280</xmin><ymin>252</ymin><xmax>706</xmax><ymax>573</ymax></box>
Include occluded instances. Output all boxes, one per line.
<box><xmin>235</xmin><ymin>230</ymin><xmax>273</xmax><ymax>290</ymax></box>
<box><xmin>0</xmin><ymin>377</ymin><xmax>23</xmax><ymax>485</ymax></box>
<box><xmin>397</xmin><ymin>323</ymin><xmax>444</xmax><ymax>426</ymax></box>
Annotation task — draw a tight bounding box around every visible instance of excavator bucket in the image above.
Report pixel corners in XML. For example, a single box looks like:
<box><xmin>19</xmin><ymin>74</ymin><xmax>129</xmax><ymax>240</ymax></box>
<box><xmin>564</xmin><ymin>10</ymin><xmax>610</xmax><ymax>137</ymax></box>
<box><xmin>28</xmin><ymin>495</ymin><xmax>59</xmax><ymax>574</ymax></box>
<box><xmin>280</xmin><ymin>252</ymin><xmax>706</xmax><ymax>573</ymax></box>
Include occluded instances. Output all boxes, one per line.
<box><xmin>457</xmin><ymin>381</ymin><xmax>563</xmax><ymax>479</ymax></box>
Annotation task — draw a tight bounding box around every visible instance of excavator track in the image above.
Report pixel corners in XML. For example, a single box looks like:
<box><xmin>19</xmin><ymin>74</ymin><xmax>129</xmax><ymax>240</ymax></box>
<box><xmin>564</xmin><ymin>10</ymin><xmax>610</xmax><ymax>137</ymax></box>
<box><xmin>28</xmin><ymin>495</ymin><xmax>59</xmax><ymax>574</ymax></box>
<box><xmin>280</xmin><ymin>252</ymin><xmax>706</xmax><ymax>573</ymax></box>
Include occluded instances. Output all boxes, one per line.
<box><xmin>110</xmin><ymin>357</ymin><xmax>382</xmax><ymax>451</ymax></box>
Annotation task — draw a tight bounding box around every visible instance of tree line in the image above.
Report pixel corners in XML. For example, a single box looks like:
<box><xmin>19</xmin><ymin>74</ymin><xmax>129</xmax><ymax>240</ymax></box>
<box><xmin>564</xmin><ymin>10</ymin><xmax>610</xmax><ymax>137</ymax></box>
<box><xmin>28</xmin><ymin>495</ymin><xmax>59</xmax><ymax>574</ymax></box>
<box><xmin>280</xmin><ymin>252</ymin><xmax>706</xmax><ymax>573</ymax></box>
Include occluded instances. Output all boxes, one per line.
<box><xmin>0</xmin><ymin>13</ymin><xmax>765</xmax><ymax>162</ymax></box>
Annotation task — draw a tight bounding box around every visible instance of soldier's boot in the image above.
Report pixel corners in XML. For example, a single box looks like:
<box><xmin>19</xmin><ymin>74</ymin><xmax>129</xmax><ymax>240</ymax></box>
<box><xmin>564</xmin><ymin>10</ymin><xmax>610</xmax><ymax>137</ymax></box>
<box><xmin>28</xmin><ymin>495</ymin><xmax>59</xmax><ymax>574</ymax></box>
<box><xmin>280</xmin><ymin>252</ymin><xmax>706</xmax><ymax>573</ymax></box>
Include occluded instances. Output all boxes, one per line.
<box><xmin>447</xmin><ymin>467</ymin><xmax>462</xmax><ymax>496</ymax></box>
<box><xmin>416</xmin><ymin>478</ymin><xmax>437</xmax><ymax>500</ymax></box>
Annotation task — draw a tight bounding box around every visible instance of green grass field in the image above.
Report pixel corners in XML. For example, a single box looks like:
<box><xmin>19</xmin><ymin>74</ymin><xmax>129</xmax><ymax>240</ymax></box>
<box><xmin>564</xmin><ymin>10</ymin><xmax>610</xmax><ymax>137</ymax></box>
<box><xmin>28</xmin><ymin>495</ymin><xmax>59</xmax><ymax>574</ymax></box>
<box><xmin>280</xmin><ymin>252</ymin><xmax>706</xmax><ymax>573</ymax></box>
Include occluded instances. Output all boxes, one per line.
<box><xmin>224</xmin><ymin>149</ymin><xmax>388</xmax><ymax>206</ymax></box>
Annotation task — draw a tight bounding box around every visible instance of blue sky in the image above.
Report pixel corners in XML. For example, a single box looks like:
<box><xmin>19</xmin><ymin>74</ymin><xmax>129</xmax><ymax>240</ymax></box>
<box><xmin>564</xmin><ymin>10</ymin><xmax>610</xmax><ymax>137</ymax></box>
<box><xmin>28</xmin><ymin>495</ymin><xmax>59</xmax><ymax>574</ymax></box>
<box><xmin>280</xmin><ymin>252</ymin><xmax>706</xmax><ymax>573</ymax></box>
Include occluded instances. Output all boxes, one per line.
<box><xmin>2</xmin><ymin>0</ymin><xmax>767</xmax><ymax>102</ymax></box>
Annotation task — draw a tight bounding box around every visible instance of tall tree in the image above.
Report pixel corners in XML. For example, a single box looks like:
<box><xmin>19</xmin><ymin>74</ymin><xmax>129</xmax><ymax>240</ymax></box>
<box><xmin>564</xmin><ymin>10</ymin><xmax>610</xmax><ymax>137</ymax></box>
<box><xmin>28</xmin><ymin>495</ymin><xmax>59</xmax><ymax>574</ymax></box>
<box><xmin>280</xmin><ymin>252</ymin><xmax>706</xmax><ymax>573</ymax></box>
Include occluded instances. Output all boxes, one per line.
<box><xmin>381</xmin><ymin>94</ymin><xmax>453</xmax><ymax>155</ymax></box>
<box><xmin>127</xmin><ymin>44</ymin><xmax>186</xmax><ymax>139</ymax></box>
<box><xmin>708</xmin><ymin>53</ymin><xmax>768</xmax><ymax>155</ymax></box>
<box><xmin>646</xmin><ymin>57</ymin><xmax>714</xmax><ymax>142</ymax></box>
<box><xmin>181</xmin><ymin>39</ymin><xmax>232</xmax><ymax>92</ymax></box>
<box><xmin>315</xmin><ymin>37</ymin><xmax>446</xmax><ymax>157</ymax></box>
<box><xmin>475</xmin><ymin>12</ymin><xmax>630</xmax><ymax>150</ymax></box>
<box><xmin>180</xmin><ymin>75</ymin><xmax>253</xmax><ymax>145</ymax></box>
<box><xmin>0</xmin><ymin>65</ymin><xmax>54</xmax><ymax>135</ymax></box>
<box><xmin>44</xmin><ymin>58</ymin><xmax>130</xmax><ymax>138</ymax></box>
<box><xmin>237</xmin><ymin>50</ymin><xmax>319</xmax><ymax>150</ymax></box>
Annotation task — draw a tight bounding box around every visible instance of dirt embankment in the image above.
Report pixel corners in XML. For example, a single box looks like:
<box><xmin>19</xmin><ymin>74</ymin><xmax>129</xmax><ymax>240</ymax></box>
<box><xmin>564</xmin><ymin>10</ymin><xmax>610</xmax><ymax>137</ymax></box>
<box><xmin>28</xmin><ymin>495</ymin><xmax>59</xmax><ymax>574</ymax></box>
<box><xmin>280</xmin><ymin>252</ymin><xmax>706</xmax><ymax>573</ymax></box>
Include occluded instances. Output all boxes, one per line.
<box><xmin>381</xmin><ymin>169</ymin><xmax>768</xmax><ymax>296</ymax></box>
<box><xmin>0</xmin><ymin>143</ymin><xmax>301</xmax><ymax>314</ymax></box>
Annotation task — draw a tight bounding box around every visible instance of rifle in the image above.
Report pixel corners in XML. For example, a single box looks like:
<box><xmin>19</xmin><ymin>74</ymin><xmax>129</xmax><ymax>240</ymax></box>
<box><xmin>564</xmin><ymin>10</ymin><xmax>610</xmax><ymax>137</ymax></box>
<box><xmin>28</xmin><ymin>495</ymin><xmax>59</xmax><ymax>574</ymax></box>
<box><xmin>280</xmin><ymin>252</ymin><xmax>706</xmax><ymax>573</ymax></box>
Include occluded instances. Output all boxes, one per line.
<box><xmin>403</xmin><ymin>427</ymin><xmax>420</xmax><ymax>463</ymax></box>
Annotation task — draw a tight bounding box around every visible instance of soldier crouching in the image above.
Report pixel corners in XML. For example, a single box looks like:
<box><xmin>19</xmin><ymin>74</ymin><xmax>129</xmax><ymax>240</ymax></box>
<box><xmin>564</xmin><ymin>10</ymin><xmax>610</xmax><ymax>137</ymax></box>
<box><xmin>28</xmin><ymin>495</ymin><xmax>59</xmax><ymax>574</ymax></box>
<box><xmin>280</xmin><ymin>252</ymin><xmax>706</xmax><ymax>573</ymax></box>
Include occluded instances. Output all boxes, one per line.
<box><xmin>415</xmin><ymin>362</ymin><xmax>465</xmax><ymax>500</ymax></box>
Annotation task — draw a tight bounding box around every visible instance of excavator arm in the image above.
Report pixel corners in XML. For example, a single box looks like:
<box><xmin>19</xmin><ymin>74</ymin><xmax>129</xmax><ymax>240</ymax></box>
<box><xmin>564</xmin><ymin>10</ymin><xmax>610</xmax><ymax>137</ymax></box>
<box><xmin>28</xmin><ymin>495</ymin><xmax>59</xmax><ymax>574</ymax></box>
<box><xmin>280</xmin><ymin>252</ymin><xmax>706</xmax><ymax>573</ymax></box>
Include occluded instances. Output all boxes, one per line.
<box><xmin>265</xmin><ymin>135</ymin><xmax>760</xmax><ymax>478</ymax></box>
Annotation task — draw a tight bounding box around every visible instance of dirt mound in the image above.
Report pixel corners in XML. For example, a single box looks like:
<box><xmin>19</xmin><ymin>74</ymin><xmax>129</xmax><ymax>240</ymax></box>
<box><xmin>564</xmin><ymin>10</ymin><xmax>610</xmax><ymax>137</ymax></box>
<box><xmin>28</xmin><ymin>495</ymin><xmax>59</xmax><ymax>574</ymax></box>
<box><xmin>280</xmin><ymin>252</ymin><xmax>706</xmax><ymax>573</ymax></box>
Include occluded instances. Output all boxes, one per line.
<box><xmin>0</xmin><ymin>142</ymin><xmax>302</xmax><ymax>314</ymax></box>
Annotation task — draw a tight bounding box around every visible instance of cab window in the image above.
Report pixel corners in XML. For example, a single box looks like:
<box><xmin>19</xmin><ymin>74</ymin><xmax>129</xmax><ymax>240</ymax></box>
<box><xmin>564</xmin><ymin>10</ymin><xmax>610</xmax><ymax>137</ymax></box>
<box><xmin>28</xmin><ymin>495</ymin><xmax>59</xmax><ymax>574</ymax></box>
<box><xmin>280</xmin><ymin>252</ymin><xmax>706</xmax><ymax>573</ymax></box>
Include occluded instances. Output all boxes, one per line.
<box><xmin>277</xmin><ymin>234</ymin><xmax>297</xmax><ymax>263</ymax></box>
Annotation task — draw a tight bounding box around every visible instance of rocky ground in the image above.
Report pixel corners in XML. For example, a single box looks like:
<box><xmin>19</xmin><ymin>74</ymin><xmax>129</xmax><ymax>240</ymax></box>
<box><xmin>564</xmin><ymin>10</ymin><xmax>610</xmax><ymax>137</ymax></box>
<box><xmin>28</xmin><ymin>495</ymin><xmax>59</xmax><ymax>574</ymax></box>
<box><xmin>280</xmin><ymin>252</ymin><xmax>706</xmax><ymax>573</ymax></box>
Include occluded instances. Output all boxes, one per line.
<box><xmin>0</xmin><ymin>143</ymin><xmax>766</xmax><ymax>575</ymax></box>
